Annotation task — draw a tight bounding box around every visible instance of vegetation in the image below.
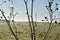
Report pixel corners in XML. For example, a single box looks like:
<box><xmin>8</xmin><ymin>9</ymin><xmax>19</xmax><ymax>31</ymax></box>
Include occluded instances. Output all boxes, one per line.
<box><xmin>0</xmin><ymin>22</ymin><xmax>60</xmax><ymax>40</ymax></box>
<box><xmin>0</xmin><ymin>0</ymin><xmax>60</xmax><ymax>40</ymax></box>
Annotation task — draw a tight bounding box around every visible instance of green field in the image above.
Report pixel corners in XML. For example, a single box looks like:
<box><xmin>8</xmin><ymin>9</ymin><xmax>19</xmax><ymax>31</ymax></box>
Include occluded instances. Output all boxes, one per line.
<box><xmin>0</xmin><ymin>22</ymin><xmax>60</xmax><ymax>40</ymax></box>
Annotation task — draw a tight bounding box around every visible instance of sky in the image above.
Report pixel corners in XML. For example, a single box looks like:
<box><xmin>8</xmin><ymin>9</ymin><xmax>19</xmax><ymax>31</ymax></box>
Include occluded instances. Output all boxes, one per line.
<box><xmin>0</xmin><ymin>0</ymin><xmax>60</xmax><ymax>22</ymax></box>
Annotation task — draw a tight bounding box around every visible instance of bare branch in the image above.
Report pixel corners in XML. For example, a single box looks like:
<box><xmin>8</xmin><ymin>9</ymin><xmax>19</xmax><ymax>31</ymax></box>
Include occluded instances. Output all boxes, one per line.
<box><xmin>0</xmin><ymin>9</ymin><xmax>19</xmax><ymax>40</ymax></box>
<box><xmin>43</xmin><ymin>0</ymin><xmax>58</xmax><ymax>40</ymax></box>
<box><xmin>23</xmin><ymin>0</ymin><xmax>33</xmax><ymax>40</ymax></box>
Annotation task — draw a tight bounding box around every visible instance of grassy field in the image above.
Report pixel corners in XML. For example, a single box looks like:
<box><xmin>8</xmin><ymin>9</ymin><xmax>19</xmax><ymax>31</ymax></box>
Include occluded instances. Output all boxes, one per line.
<box><xmin>0</xmin><ymin>22</ymin><xmax>60</xmax><ymax>40</ymax></box>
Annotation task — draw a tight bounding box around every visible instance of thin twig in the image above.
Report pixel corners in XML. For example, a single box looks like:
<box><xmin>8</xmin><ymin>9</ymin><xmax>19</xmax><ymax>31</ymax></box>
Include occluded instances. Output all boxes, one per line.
<box><xmin>24</xmin><ymin>0</ymin><xmax>33</xmax><ymax>40</ymax></box>
<box><xmin>31</xmin><ymin>0</ymin><xmax>36</xmax><ymax>40</ymax></box>
<box><xmin>0</xmin><ymin>9</ymin><xmax>19</xmax><ymax>40</ymax></box>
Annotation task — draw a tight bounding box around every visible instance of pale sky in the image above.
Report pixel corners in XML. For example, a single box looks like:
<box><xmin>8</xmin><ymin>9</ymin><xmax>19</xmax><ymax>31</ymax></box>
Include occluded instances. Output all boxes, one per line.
<box><xmin>0</xmin><ymin>0</ymin><xmax>60</xmax><ymax>22</ymax></box>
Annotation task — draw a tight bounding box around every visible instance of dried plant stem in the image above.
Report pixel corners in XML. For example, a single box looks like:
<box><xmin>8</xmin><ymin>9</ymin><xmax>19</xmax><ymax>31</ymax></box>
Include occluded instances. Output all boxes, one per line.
<box><xmin>0</xmin><ymin>10</ymin><xmax>19</xmax><ymax>40</ymax></box>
